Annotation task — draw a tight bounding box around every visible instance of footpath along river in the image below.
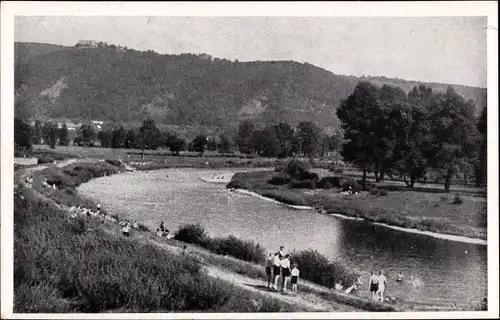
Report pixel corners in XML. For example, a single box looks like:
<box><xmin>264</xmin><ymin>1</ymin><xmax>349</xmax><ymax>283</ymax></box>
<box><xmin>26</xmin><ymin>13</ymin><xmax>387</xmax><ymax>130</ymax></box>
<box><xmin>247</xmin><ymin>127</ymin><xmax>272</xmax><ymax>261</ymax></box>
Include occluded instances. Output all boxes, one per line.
<box><xmin>79</xmin><ymin>168</ymin><xmax>487</xmax><ymax>308</ymax></box>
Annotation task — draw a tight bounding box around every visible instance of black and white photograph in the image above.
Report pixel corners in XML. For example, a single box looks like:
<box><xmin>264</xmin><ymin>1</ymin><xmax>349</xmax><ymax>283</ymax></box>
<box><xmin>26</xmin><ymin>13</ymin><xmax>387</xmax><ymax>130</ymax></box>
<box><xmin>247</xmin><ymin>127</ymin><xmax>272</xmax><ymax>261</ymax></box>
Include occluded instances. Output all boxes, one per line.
<box><xmin>1</xmin><ymin>1</ymin><xmax>498</xmax><ymax>319</ymax></box>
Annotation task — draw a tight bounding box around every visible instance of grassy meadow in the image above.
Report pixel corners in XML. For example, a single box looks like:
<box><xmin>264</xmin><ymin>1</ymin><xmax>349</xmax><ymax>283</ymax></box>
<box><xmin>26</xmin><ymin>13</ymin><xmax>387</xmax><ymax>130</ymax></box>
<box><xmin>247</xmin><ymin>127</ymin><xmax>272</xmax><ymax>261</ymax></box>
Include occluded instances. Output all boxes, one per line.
<box><xmin>227</xmin><ymin>170</ymin><xmax>487</xmax><ymax>240</ymax></box>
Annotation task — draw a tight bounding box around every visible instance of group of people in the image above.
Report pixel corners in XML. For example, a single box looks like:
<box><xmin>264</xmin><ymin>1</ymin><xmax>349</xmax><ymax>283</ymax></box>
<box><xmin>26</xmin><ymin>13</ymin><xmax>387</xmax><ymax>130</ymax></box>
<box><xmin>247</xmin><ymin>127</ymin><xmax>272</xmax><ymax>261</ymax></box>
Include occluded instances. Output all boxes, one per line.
<box><xmin>68</xmin><ymin>203</ymin><xmax>109</xmax><ymax>220</ymax></box>
<box><xmin>155</xmin><ymin>221</ymin><xmax>173</xmax><ymax>238</ymax></box>
<box><xmin>368</xmin><ymin>269</ymin><xmax>388</xmax><ymax>302</ymax></box>
<box><xmin>265</xmin><ymin>246</ymin><xmax>300</xmax><ymax>293</ymax></box>
<box><xmin>24</xmin><ymin>175</ymin><xmax>34</xmax><ymax>188</ymax></box>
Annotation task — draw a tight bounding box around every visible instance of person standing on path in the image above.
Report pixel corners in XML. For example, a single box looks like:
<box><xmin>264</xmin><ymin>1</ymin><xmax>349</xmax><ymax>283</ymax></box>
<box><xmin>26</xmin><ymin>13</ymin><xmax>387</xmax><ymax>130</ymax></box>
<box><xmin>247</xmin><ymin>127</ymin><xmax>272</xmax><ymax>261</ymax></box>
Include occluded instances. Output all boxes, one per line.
<box><xmin>280</xmin><ymin>254</ymin><xmax>291</xmax><ymax>293</ymax></box>
<box><xmin>368</xmin><ymin>270</ymin><xmax>379</xmax><ymax>301</ymax></box>
<box><xmin>272</xmin><ymin>252</ymin><xmax>282</xmax><ymax>291</ymax></box>
<box><xmin>265</xmin><ymin>253</ymin><xmax>274</xmax><ymax>288</ymax></box>
<box><xmin>278</xmin><ymin>245</ymin><xmax>285</xmax><ymax>258</ymax></box>
<box><xmin>377</xmin><ymin>270</ymin><xmax>387</xmax><ymax>302</ymax></box>
<box><xmin>291</xmin><ymin>263</ymin><xmax>300</xmax><ymax>293</ymax></box>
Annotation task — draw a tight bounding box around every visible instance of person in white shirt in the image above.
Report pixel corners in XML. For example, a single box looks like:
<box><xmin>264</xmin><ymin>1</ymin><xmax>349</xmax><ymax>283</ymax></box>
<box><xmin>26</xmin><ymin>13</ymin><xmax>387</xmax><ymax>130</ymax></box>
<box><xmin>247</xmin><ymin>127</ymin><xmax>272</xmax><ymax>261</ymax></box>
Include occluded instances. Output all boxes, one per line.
<box><xmin>280</xmin><ymin>254</ymin><xmax>291</xmax><ymax>292</ymax></box>
<box><xmin>122</xmin><ymin>223</ymin><xmax>131</xmax><ymax>237</ymax></box>
<box><xmin>377</xmin><ymin>270</ymin><xmax>387</xmax><ymax>302</ymax></box>
<box><xmin>265</xmin><ymin>253</ymin><xmax>274</xmax><ymax>288</ymax></box>
<box><xmin>272</xmin><ymin>252</ymin><xmax>281</xmax><ymax>291</ymax></box>
<box><xmin>291</xmin><ymin>264</ymin><xmax>300</xmax><ymax>293</ymax></box>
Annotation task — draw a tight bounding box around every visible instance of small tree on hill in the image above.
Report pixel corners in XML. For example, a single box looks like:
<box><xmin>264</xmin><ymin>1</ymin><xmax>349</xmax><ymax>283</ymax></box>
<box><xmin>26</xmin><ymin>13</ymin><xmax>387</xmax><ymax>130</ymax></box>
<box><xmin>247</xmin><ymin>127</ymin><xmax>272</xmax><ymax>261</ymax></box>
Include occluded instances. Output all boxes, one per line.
<box><xmin>207</xmin><ymin>137</ymin><xmax>218</xmax><ymax>152</ymax></box>
<box><xmin>236</xmin><ymin>120</ymin><xmax>255</xmax><ymax>155</ymax></box>
<box><xmin>125</xmin><ymin>128</ymin><xmax>140</xmax><ymax>149</ymax></box>
<box><xmin>98</xmin><ymin>129</ymin><xmax>113</xmax><ymax>148</ymax></box>
<box><xmin>78</xmin><ymin>124</ymin><xmax>97</xmax><ymax>146</ymax></box>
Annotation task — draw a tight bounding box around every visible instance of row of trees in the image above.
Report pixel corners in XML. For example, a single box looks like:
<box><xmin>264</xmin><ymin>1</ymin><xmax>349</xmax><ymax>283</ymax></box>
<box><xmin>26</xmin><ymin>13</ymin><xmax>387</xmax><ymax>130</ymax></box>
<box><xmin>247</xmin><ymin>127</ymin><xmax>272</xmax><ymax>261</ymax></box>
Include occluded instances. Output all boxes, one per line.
<box><xmin>14</xmin><ymin>119</ymin><xmax>70</xmax><ymax>150</ymax></box>
<box><xmin>235</xmin><ymin>120</ymin><xmax>341</xmax><ymax>158</ymax></box>
<box><xmin>337</xmin><ymin>82</ymin><xmax>487</xmax><ymax>190</ymax></box>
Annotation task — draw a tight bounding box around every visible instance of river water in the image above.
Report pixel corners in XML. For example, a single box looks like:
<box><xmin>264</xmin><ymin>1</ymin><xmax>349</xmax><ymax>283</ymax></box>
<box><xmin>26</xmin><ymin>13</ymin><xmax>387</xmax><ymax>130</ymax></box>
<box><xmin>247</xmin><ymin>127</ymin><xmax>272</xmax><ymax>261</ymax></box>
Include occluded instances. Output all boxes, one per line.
<box><xmin>78</xmin><ymin>168</ymin><xmax>487</xmax><ymax>307</ymax></box>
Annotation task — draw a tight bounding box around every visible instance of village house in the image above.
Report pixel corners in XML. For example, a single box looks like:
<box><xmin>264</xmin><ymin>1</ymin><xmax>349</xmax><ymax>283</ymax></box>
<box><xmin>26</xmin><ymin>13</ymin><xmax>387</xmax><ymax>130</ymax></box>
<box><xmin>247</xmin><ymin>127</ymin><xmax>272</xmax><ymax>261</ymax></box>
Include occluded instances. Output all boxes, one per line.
<box><xmin>75</xmin><ymin>40</ymin><xmax>98</xmax><ymax>48</ymax></box>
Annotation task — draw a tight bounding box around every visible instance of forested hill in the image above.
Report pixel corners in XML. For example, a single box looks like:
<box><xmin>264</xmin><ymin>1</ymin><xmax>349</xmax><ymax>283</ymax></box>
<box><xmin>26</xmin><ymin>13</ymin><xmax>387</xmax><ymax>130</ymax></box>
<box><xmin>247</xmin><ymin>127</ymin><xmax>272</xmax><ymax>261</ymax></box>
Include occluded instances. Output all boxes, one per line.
<box><xmin>15</xmin><ymin>42</ymin><xmax>487</xmax><ymax>130</ymax></box>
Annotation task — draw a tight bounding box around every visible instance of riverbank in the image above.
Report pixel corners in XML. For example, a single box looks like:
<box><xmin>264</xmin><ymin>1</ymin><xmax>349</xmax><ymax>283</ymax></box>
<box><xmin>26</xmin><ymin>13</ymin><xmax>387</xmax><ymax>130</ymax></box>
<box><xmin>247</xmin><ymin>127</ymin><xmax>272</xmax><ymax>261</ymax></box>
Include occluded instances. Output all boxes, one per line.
<box><xmin>226</xmin><ymin>171</ymin><xmax>487</xmax><ymax>242</ymax></box>
<box><xmin>14</xmin><ymin>160</ymin><xmax>408</xmax><ymax>313</ymax></box>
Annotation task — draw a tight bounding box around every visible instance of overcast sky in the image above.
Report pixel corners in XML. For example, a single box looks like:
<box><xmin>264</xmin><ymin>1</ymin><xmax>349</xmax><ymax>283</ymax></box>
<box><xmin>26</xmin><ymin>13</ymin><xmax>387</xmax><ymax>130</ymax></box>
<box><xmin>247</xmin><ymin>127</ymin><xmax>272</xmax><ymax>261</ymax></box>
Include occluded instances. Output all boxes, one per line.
<box><xmin>15</xmin><ymin>16</ymin><xmax>487</xmax><ymax>87</ymax></box>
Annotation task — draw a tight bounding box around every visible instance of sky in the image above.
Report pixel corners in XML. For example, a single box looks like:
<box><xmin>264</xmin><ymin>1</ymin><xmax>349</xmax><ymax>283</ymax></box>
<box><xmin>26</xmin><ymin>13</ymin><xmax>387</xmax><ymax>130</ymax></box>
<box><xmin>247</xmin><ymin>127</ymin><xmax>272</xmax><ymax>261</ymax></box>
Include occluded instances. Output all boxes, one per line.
<box><xmin>14</xmin><ymin>16</ymin><xmax>487</xmax><ymax>87</ymax></box>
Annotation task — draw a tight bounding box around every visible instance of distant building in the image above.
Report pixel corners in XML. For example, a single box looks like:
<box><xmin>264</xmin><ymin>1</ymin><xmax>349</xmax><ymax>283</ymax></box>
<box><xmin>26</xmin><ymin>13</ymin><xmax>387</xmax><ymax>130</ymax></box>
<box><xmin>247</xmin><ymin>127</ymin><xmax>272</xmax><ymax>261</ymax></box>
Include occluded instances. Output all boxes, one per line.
<box><xmin>66</xmin><ymin>122</ymin><xmax>79</xmax><ymax>131</ymax></box>
<box><xmin>76</xmin><ymin>40</ymin><xmax>98</xmax><ymax>48</ymax></box>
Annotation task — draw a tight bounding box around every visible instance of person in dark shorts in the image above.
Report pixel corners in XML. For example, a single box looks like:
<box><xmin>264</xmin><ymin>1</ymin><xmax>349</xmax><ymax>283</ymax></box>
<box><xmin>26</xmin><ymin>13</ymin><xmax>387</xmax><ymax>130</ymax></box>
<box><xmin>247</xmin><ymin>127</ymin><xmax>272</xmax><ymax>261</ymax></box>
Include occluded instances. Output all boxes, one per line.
<box><xmin>368</xmin><ymin>270</ymin><xmax>379</xmax><ymax>300</ymax></box>
<box><xmin>280</xmin><ymin>254</ymin><xmax>291</xmax><ymax>292</ymax></box>
<box><xmin>265</xmin><ymin>253</ymin><xmax>274</xmax><ymax>288</ymax></box>
<box><xmin>291</xmin><ymin>263</ymin><xmax>300</xmax><ymax>293</ymax></box>
<box><xmin>272</xmin><ymin>252</ymin><xmax>281</xmax><ymax>291</ymax></box>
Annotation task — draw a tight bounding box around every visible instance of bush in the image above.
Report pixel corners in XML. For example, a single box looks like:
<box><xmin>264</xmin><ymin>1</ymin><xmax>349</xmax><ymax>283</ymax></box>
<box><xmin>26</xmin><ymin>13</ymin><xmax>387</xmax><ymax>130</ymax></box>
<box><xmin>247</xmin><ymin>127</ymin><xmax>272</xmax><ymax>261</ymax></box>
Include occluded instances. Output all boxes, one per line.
<box><xmin>341</xmin><ymin>179</ymin><xmax>362</xmax><ymax>192</ymax></box>
<box><xmin>291</xmin><ymin>179</ymin><xmax>316</xmax><ymax>189</ymax></box>
<box><xmin>207</xmin><ymin>236</ymin><xmax>266</xmax><ymax>264</ymax></box>
<box><xmin>289</xmin><ymin>249</ymin><xmax>358</xmax><ymax>289</ymax></box>
<box><xmin>285</xmin><ymin>159</ymin><xmax>311</xmax><ymax>178</ymax></box>
<box><xmin>268</xmin><ymin>174</ymin><xmax>291</xmax><ymax>186</ymax></box>
<box><xmin>452</xmin><ymin>194</ymin><xmax>463</xmax><ymax>205</ymax></box>
<box><xmin>38</xmin><ymin>157</ymin><xmax>55</xmax><ymax>164</ymax></box>
<box><xmin>105</xmin><ymin>159</ymin><xmax>122</xmax><ymax>167</ymax></box>
<box><xmin>318</xmin><ymin>176</ymin><xmax>342</xmax><ymax>189</ymax></box>
<box><xmin>260</xmin><ymin>190</ymin><xmax>308</xmax><ymax>206</ymax></box>
<box><xmin>174</xmin><ymin>224</ymin><xmax>208</xmax><ymax>245</ymax></box>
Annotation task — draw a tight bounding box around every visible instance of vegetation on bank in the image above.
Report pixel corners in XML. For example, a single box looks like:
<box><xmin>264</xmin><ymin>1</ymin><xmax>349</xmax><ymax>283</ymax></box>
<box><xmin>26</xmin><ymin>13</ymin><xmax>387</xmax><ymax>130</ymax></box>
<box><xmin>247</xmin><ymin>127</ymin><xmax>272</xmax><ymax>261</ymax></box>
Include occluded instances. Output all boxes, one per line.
<box><xmin>14</xmin><ymin>188</ymin><xmax>298</xmax><ymax>313</ymax></box>
<box><xmin>226</xmin><ymin>160</ymin><xmax>487</xmax><ymax>240</ymax></box>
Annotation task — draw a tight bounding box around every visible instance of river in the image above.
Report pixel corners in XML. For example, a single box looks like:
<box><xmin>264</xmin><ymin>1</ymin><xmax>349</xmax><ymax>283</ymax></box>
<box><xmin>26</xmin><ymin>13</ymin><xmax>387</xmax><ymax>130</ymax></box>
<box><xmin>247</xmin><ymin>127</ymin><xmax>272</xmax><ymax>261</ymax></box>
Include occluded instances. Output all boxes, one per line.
<box><xmin>78</xmin><ymin>168</ymin><xmax>487</xmax><ymax>308</ymax></box>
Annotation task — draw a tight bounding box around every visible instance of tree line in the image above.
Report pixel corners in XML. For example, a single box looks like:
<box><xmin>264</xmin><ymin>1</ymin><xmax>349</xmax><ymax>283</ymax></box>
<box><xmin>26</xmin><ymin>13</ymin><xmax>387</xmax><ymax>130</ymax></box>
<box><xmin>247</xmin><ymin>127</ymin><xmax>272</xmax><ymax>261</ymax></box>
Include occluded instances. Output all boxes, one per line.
<box><xmin>337</xmin><ymin>82</ymin><xmax>487</xmax><ymax>190</ymax></box>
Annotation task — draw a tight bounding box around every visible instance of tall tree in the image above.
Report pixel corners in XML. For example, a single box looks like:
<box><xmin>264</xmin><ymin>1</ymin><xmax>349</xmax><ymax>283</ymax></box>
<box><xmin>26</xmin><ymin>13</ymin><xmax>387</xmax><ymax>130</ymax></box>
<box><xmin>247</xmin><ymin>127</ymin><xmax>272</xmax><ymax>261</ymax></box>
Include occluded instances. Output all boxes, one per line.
<box><xmin>42</xmin><ymin>122</ymin><xmax>59</xmax><ymax>149</ymax></box>
<box><xmin>33</xmin><ymin>120</ymin><xmax>43</xmax><ymax>145</ymax></box>
<box><xmin>98</xmin><ymin>129</ymin><xmax>113</xmax><ymax>148</ymax></box>
<box><xmin>111</xmin><ymin>126</ymin><xmax>127</xmax><ymax>149</ymax></box>
<box><xmin>218</xmin><ymin>134</ymin><xmax>233</xmax><ymax>154</ymax></box>
<box><xmin>125</xmin><ymin>128</ymin><xmax>140</xmax><ymax>149</ymax></box>
<box><xmin>14</xmin><ymin>117</ymin><xmax>33</xmax><ymax>150</ymax></box>
<box><xmin>206</xmin><ymin>137</ymin><xmax>218</xmax><ymax>152</ymax></box>
<box><xmin>58</xmin><ymin>123</ymin><xmax>70</xmax><ymax>146</ymax></box>
<box><xmin>296</xmin><ymin>121</ymin><xmax>322</xmax><ymax>158</ymax></box>
<box><xmin>139</xmin><ymin>119</ymin><xmax>161</xmax><ymax>151</ymax></box>
<box><xmin>192</xmin><ymin>134</ymin><xmax>208</xmax><ymax>155</ymax></box>
<box><xmin>475</xmin><ymin>103</ymin><xmax>487</xmax><ymax>187</ymax></box>
<box><xmin>426</xmin><ymin>87</ymin><xmax>478</xmax><ymax>192</ymax></box>
<box><xmin>236</xmin><ymin>120</ymin><xmax>255</xmax><ymax>155</ymax></box>
<box><xmin>78</xmin><ymin>124</ymin><xmax>97</xmax><ymax>146</ymax></box>
<box><xmin>337</xmin><ymin>81</ymin><xmax>380</xmax><ymax>182</ymax></box>
<box><xmin>274</xmin><ymin>122</ymin><xmax>294</xmax><ymax>158</ymax></box>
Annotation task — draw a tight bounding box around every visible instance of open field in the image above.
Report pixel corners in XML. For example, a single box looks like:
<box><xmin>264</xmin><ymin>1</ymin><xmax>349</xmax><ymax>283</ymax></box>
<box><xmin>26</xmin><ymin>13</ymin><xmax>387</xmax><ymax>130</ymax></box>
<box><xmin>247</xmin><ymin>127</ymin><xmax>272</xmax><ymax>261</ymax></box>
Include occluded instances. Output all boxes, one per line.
<box><xmin>227</xmin><ymin>171</ymin><xmax>487</xmax><ymax>240</ymax></box>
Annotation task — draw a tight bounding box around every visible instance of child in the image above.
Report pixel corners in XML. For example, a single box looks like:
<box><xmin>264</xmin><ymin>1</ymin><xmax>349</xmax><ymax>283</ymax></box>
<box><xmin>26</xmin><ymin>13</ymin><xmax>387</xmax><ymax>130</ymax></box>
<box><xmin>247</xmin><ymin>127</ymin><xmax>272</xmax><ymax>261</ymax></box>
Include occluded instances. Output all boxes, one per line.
<box><xmin>291</xmin><ymin>264</ymin><xmax>300</xmax><ymax>293</ymax></box>
<box><xmin>397</xmin><ymin>272</ymin><xmax>404</xmax><ymax>282</ymax></box>
<box><xmin>368</xmin><ymin>270</ymin><xmax>379</xmax><ymax>301</ymax></box>
<box><xmin>122</xmin><ymin>223</ymin><xmax>131</xmax><ymax>237</ymax></box>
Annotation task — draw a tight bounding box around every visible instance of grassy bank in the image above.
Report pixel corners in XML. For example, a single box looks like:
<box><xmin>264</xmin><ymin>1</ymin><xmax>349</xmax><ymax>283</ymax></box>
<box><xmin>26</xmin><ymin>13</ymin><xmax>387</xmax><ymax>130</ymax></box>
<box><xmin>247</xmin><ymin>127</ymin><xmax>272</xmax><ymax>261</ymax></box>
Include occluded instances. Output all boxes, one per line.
<box><xmin>14</xmin><ymin>163</ymin><xmax>304</xmax><ymax>313</ymax></box>
<box><xmin>227</xmin><ymin>171</ymin><xmax>487</xmax><ymax>240</ymax></box>
<box><xmin>14</xmin><ymin>160</ymin><xmax>400</xmax><ymax>312</ymax></box>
